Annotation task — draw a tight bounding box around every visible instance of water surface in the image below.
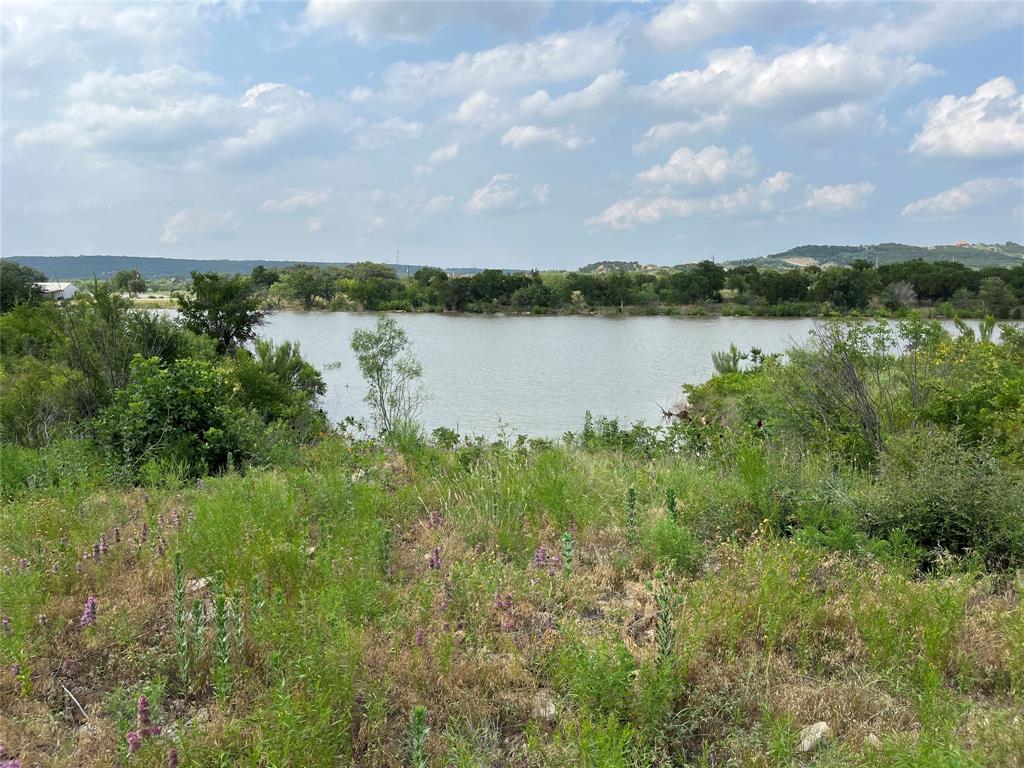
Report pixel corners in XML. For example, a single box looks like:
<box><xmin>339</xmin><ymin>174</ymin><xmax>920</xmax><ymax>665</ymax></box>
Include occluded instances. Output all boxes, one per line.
<box><xmin>261</xmin><ymin>313</ymin><xmax>826</xmax><ymax>437</ymax></box>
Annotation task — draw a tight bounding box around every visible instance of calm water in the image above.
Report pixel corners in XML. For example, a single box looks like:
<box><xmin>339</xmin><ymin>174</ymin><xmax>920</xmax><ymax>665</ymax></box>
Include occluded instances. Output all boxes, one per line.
<box><xmin>260</xmin><ymin>313</ymin><xmax>827</xmax><ymax>437</ymax></box>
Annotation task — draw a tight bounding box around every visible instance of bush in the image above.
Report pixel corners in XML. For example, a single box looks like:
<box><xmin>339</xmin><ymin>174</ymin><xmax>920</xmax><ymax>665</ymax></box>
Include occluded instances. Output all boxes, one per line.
<box><xmin>856</xmin><ymin>429</ymin><xmax>1024</xmax><ymax>570</ymax></box>
<box><xmin>96</xmin><ymin>355</ymin><xmax>247</xmax><ymax>477</ymax></box>
<box><xmin>643</xmin><ymin>518</ymin><xmax>704</xmax><ymax>576</ymax></box>
<box><xmin>232</xmin><ymin>339</ymin><xmax>326</xmax><ymax>433</ymax></box>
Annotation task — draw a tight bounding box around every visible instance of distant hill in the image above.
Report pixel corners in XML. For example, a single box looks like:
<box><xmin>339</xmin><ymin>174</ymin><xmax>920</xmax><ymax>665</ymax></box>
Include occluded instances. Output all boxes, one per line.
<box><xmin>2</xmin><ymin>255</ymin><xmax>481</xmax><ymax>281</ymax></box>
<box><xmin>730</xmin><ymin>242</ymin><xmax>1024</xmax><ymax>270</ymax></box>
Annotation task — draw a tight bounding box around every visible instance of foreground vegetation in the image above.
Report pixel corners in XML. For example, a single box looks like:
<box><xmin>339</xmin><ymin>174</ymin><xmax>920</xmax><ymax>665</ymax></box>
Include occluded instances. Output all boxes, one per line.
<box><xmin>1</xmin><ymin>279</ymin><xmax>1023</xmax><ymax>766</ymax></box>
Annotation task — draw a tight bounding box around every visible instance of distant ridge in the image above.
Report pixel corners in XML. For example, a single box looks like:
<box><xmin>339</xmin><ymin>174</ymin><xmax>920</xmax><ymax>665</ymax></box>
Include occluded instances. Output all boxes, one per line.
<box><xmin>731</xmin><ymin>242</ymin><xmax>1024</xmax><ymax>270</ymax></box>
<box><xmin>2</xmin><ymin>254</ymin><xmax>481</xmax><ymax>281</ymax></box>
<box><xmin>5</xmin><ymin>242</ymin><xmax>1022</xmax><ymax>281</ymax></box>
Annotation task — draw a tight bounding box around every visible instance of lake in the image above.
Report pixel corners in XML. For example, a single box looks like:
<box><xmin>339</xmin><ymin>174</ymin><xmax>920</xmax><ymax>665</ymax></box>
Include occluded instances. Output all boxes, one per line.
<box><xmin>260</xmin><ymin>312</ymin><xmax>833</xmax><ymax>437</ymax></box>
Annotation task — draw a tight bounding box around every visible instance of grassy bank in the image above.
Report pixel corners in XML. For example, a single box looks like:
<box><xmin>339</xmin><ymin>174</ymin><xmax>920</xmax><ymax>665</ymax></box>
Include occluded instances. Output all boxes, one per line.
<box><xmin>2</xmin><ymin>430</ymin><xmax>1022</xmax><ymax>767</ymax></box>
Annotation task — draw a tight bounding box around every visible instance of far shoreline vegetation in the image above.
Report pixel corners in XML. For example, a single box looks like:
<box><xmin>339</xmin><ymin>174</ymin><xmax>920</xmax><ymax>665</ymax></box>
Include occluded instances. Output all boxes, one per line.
<box><xmin>3</xmin><ymin>240</ymin><xmax>1024</xmax><ymax>321</ymax></box>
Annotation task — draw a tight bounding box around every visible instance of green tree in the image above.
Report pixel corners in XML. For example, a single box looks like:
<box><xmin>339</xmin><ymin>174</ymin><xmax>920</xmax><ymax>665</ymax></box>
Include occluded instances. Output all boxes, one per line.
<box><xmin>112</xmin><ymin>269</ymin><xmax>147</xmax><ymax>297</ymax></box>
<box><xmin>0</xmin><ymin>261</ymin><xmax>45</xmax><ymax>313</ymax></box>
<box><xmin>978</xmin><ymin>276</ymin><xmax>1016</xmax><ymax>318</ymax></box>
<box><xmin>178</xmin><ymin>272</ymin><xmax>265</xmax><ymax>354</ymax></box>
<box><xmin>351</xmin><ymin>315</ymin><xmax>423</xmax><ymax>434</ymax></box>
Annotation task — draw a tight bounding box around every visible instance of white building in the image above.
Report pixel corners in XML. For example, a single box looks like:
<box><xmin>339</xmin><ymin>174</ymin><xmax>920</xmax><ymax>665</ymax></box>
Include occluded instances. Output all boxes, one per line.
<box><xmin>34</xmin><ymin>282</ymin><xmax>78</xmax><ymax>302</ymax></box>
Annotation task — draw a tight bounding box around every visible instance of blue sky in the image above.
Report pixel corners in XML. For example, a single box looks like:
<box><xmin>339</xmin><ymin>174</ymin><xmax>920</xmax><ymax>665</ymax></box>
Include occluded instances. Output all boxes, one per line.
<box><xmin>2</xmin><ymin>1</ymin><xmax>1023</xmax><ymax>269</ymax></box>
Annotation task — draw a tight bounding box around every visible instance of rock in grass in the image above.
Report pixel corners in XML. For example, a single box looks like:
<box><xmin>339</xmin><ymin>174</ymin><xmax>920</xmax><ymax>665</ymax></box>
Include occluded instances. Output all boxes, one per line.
<box><xmin>531</xmin><ymin>690</ymin><xmax>556</xmax><ymax>721</ymax></box>
<box><xmin>796</xmin><ymin>721</ymin><xmax>831</xmax><ymax>753</ymax></box>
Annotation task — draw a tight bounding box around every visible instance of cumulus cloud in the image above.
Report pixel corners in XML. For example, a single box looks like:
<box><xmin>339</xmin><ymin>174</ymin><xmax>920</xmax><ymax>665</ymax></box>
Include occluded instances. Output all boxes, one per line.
<box><xmin>519</xmin><ymin>70</ymin><xmax>626</xmax><ymax>120</ymax></box>
<box><xmin>586</xmin><ymin>172</ymin><xmax>793</xmax><ymax>230</ymax></box>
<box><xmin>910</xmin><ymin>77</ymin><xmax>1024</xmax><ymax>157</ymax></box>
<box><xmin>804</xmin><ymin>181</ymin><xmax>875</xmax><ymax>212</ymax></box>
<box><xmin>633</xmin><ymin>112</ymin><xmax>731</xmax><ymax>153</ymax></box>
<box><xmin>364</xmin><ymin>23</ymin><xmax>623</xmax><ymax>102</ymax></box>
<box><xmin>15</xmin><ymin>71</ymin><xmax>320</xmax><ymax>165</ymax></box>
<box><xmin>414</xmin><ymin>144</ymin><xmax>460</xmax><ymax>176</ymax></box>
<box><xmin>646</xmin><ymin>1</ymin><xmax>769</xmax><ymax>48</ymax></box>
<box><xmin>449</xmin><ymin>90</ymin><xmax>504</xmax><ymax>127</ymax></box>
<box><xmin>902</xmin><ymin>177</ymin><xmax>1024</xmax><ymax>218</ymax></box>
<box><xmin>351</xmin><ymin>116</ymin><xmax>424</xmax><ymax>150</ymax></box>
<box><xmin>260</xmin><ymin>189</ymin><xmax>333</xmax><ymax>212</ymax></box>
<box><xmin>302</xmin><ymin>0</ymin><xmax>550</xmax><ymax>42</ymax></box>
<box><xmin>500</xmin><ymin>125</ymin><xmax>590</xmax><ymax>151</ymax></box>
<box><xmin>635</xmin><ymin>144</ymin><xmax>757</xmax><ymax>187</ymax></box>
<box><xmin>160</xmin><ymin>208</ymin><xmax>236</xmax><ymax>244</ymax></box>
<box><xmin>466</xmin><ymin>173</ymin><xmax>549</xmax><ymax>213</ymax></box>
<box><xmin>635</xmin><ymin>43</ymin><xmax>935</xmax><ymax>117</ymax></box>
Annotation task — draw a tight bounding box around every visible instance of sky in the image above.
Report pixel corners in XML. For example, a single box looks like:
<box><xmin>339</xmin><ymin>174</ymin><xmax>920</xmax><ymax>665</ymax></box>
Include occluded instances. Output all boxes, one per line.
<box><xmin>2</xmin><ymin>1</ymin><xmax>1023</xmax><ymax>269</ymax></box>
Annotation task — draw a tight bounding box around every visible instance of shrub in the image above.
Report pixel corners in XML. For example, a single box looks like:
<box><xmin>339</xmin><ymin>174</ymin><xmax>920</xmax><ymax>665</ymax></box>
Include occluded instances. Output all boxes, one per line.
<box><xmin>96</xmin><ymin>355</ymin><xmax>247</xmax><ymax>477</ymax></box>
<box><xmin>856</xmin><ymin>429</ymin><xmax>1024</xmax><ymax>570</ymax></box>
<box><xmin>643</xmin><ymin>518</ymin><xmax>703</xmax><ymax>576</ymax></box>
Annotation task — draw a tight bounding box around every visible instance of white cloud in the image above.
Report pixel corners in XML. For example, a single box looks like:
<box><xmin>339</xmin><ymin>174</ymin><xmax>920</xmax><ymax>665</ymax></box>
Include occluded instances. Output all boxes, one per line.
<box><xmin>500</xmin><ymin>125</ymin><xmax>590</xmax><ymax>151</ymax></box>
<box><xmin>160</xmin><ymin>208</ymin><xmax>236</xmax><ymax>244</ymax></box>
<box><xmin>902</xmin><ymin>177</ymin><xmax>1024</xmax><ymax>218</ymax></box>
<box><xmin>302</xmin><ymin>0</ymin><xmax>550</xmax><ymax>42</ymax></box>
<box><xmin>466</xmin><ymin>173</ymin><xmax>549</xmax><ymax>213</ymax></box>
<box><xmin>635</xmin><ymin>145</ymin><xmax>757</xmax><ymax>187</ymax></box>
<box><xmin>635</xmin><ymin>43</ymin><xmax>935</xmax><ymax>117</ymax></box>
<box><xmin>851</xmin><ymin>1</ymin><xmax>1024</xmax><ymax>54</ymax></box>
<box><xmin>15</xmin><ymin>71</ymin><xmax>321</xmax><ymax>165</ymax></box>
<box><xmin>414</xmin><ymin>144</ymin><xmax>461</xmax><ymax>176</ymax></box>
<box><xmin>261</xmin><ymin>189</ymin><xmax>333</xmax><ymax>212</ymax></box>
<box><xmin>586</xmin><ymin>172</ymin><xmax>793</xmax><ymax>230</ymax></box>
<box><xmin>804</xmin><ymin>181</ymin><xmax>875</xmax><ymax>212</ymax></box>
<box><xmin>306</xmin><ymin>217</ymin><xmax>324</xmax><ymax>233</ymax></box>
<box><xmin>646</xmin><ymin>1</ymin><xmax>766</xmax><ymax>48</ymax></box>
<box><xmin>633</xmin><ymin>112</ymin><xmax>731</xmax><ymax>153</ymax></box>
<box><xmin>910</xmin><ymin>77</ymin><xmax>1024</xmax><ymax>158</ymax></box>
<box><xmin>449</xmin><ymin>90</ymin><xmax>504</xmax><ymax>127</ymax></box>
<box><xmin>351</xmin><ymin>116</ymin><xmax>424</xmax><ymax>150</ymax></box>
<box><xmin>519</xmin><ymin>70</ymin><xmax>626</xmax><ymax>120</ymax></box>
<box><xmin>369</xmin><ymin>23</ymin><xmax>623</xmax><ymax>102</ymax></box>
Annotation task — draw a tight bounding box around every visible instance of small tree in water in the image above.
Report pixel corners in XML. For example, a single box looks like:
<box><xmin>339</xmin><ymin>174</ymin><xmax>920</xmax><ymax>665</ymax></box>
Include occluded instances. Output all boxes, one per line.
<box><xmin>351</xmin><ymin>315</ymin><xmax>423</xmax><ymax>434</ymax></box>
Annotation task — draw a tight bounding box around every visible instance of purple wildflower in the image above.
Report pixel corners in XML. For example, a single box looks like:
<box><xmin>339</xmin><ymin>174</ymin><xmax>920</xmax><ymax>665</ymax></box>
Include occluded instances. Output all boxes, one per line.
<box><xmin>126</xmin><ymin>730</ymin><xmax>142</xmax><ymax>753</ymax></box>
<box><xmin>0</xmin><ymin>759</ymin><xmax>21</xmax><ymax>768</ymax></box>
<box><xmin>114</xmin><ymin>527</ymin><xmax>121</xmax><ymax>544</ymax></box>
<box><xmin>137</xmin><ymin>695</ymin><xmax>151</xmax><ymax>729</ymax></box>
<box><xmin>414</xmin><ymin>627</ymin><xmax>425</xmax><ymax>646</ymax></box>
<box><xmin>79</xmin><ymin>596</ymin><xmax>97</xmax><ymax>627</ymax></box>
<box><xmin>172</xmin><ymin>511</ymin><xmax>182</xmax><ymax>530</ymax></box>
<box><xmin>92</xmin><ymin>542</ymin><xmax>101</xmax><ymax>562</ymax></box>
<box><xmin>18</xmin><ymin>558</ymin><xmax>28</xmax><ymax>570</ymax></box>
<box><xmin>140</xmin><ymin>521</ymin><xmax>149</xmax><ymax>544</ymax></box>
<box><xmin>157</xmin><ymin>539</ymin><xmax>166</xmax><ymax>557</ymax></box>
<box><xmin>167</xmin><ymin>748</ymin><xmax>180</xmax><ymax>768</ymax></box>
<box><xmin>10</xmin><ymin>663</ymin><xmax>20</xmax><ymax>677</ymax></box>
<box><xmin>99</xmin><ymin>535</ymin><xmax>108</xmax><ymax>556</ymax></box>
<box><xmin>2</xmin><ymin>616</ymin><xmax>10</xmax><ymax>635</ymax></box>
<box><xmin>428</xmin><ymin>547</ymin><xmax>442</xmax><ymax>570</ymax></box>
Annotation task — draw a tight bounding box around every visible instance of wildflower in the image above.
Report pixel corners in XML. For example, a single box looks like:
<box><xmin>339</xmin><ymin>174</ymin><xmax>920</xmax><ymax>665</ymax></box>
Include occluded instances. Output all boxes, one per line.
<box><xmin>157</xmin><ymin>539</ymin><xmax>166</xmax><ymax>557</ymax></box>
<box><xmin>2</xmin><ymin>616</ymin><xmax>10</xmax><ymax>635</ymax></box>
<box><xmin>114</xmin><ymin>527</ymin><xmax>121</xmax><ymax>544</ymax></box>
<box><xmin>10</xmin><ymin>663</ymin><xmax>19</xmax><ymax>677</ymax></box>
<box><xmin>172</xmin><ymin>511</ymin><xmax>182</xmax><ymax>530</ymax></box>
<box><xmin>99</xmin><ymin>535</ymin><xmax>108</xmax><ymax>556</ymax></box>
<box><xmin>137</xmin><ymin>695</ymin><xmax>151</xmax><ymax>729</ymax></box>
<box><xmin>79</xmin><ymin>596</ymin><xmax>97</xmax><ymax>627</ymax></box>
<box><xmin>428</xmin><ymin>547</ymin><xmax>442</xmax><ymax>570</ymax></box>
<box><xmin>126</xmin><ymin>730</ymin><xmax>142</xmax><ymax>753</ymax></box>
<box><xmin>0</xmin><ymin>759</ymin><xmax>21</xmax><ymax>768</ymax></box>
<box><xmin>92</xmin><ymin>543</ymin><xmax>101</xmax><ymax>562</ymax></box>
<box><xmin>415</xmin><ymin>627</ymin><xmax>425</xmax><ymax>646</ymax></box>
<box><xmin>167</xmin><ymin>749</ymin><xmax>180</xmax><ymax>768</ymax></box>
<box><xmin>532</xmin><ymin>546</ymin><xmax>548</xmax><ymax>567</ymax></box>
<box><xmin>140</xmin><ymin>521</ymin><xmax>149</xmax><ymax>543</ymax></box>
<box><xmin>18</xmin><ymin>558</ymin><xmax>28</xmax><ymax>570</ymax></box>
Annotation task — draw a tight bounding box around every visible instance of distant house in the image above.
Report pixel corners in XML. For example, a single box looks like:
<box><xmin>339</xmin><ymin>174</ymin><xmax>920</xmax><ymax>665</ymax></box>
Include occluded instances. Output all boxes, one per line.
<box><xmin>35</xmin><ymin>282</ymin><xmax>78</xmax><ymax>302</ymax></box>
